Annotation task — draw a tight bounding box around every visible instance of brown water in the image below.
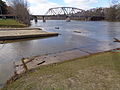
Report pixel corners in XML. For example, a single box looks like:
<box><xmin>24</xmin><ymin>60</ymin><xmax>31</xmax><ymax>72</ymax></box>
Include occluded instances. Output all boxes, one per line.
<box><xmin>0</xmin><ymin>20</ymin><xmax>120</xmax><ymax>87</ymax></box>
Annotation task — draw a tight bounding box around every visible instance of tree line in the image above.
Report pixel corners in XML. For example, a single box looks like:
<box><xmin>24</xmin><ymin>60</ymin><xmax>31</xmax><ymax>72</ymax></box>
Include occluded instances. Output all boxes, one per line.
<box><xmin>79</xmin><ymin>4</ymin><xmax>120</xmax><ymax>21</ymax></box>
<box><xmin>0</xmin><ymin>0</ymin><xmax>30</xmax><ymax>26</ymax></box>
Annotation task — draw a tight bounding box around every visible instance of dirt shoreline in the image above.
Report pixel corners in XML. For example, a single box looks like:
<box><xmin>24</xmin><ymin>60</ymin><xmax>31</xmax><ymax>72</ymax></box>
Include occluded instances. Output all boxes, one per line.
<box><xmin>2</xmin><ymin>46</ymin><xmax>119</xmax><ymax>89</ymax></box>
<box><xmin>2</xmin><ymin>48</ymin><xmax>113</xmax><ymax>89</ymax></box>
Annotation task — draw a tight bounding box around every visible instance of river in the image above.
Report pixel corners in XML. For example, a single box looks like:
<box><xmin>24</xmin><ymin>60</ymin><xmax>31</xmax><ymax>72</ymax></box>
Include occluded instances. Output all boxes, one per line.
<box><xmin>0</xmin><ymin>20</ymin><xmax>120</xmax><ymax>87</ymax></box>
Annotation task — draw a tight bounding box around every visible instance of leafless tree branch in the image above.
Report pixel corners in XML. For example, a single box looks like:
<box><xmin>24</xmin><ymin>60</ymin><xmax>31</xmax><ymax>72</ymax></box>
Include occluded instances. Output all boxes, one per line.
<box><xmin>9</xmin><ymin>0</ymin><xmax>30</xmax><ymax>26</ymax></box>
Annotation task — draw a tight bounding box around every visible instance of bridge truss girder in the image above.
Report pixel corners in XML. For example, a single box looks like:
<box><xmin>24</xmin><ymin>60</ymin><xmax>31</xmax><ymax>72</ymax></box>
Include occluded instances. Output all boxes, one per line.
<box><xmin>45</xmin><ymin>7</ymin><xmax>84</xmax><ymax>16</ymax></box>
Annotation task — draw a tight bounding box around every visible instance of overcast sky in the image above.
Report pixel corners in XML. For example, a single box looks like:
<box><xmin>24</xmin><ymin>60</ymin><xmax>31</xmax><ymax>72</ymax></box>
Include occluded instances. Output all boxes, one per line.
<box><xmin>4</xmin><ymin>0</ymin><xmax>110</xmax><ymax>15</ymax></box>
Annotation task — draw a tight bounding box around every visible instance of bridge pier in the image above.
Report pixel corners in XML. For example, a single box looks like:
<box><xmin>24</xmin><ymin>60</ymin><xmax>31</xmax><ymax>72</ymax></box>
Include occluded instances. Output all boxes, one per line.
<box><xmin>42</xmin><ymin>16</ymin><xmax>46</xmax><ymax>22</ymax></box>
<box><xmin>66</xmin><ymin>16</ymin><xmax>71</xmax><ymax>22</ymax></box>
<box><xmin>34</xmin><ymin>16</ymin><xmax>38</xmax><ymax>23</ymax></box>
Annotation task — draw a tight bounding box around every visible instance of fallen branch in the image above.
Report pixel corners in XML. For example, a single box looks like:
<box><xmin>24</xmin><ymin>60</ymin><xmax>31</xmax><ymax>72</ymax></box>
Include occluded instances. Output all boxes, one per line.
<box><xmin>37</xmin><ymin>61</ymin><xmax>45</xmax><ymax>65</ymax></box>
<box><xmin>113</xmin><ymin>38</ymin><xmax>120</xmax><ymax>42</ymax></box>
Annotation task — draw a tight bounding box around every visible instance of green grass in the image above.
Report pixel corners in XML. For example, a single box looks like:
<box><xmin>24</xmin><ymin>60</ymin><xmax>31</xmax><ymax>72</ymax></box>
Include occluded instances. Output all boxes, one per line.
<box><xmin>0</xmin><ymin>19</ymin><xmax>26</xmax><ymax>28</ymax></box>
<box><xmin>2</xmin><ymin>52</ymin><xmax>120</xmax><ymax>90</ymax></box>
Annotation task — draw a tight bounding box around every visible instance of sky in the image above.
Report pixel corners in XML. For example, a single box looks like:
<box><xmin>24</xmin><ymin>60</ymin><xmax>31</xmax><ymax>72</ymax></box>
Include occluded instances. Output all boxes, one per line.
<box><xmin>4</xmin><ymin>0</ymin><xmax>110</xmax><ymax>15</ymax></box>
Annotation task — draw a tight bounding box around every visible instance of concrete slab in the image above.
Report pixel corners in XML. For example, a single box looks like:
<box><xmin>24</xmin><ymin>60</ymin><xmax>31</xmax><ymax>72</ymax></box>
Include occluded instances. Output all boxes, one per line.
<box><xmin>0</xmin><ymin>28</ymin><xmax>42</xmax><ymax>30</ymax></box>
<box><xmin>15</xmin><ymin>49</ymin><xmax>89</xmax><ymax>74</ymax></box>
<box><xmin>0</xmin><ymin>29</ymin><xmax>59</xmax><ymax>40</ymax></box>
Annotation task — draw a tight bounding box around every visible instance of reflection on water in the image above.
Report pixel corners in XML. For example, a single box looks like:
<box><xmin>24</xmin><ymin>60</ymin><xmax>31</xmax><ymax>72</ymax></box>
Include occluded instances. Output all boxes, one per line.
<box><xmin>0</xmin><ymin>20</ymin><xmax>120</xmax><ymax>86</ymax></box>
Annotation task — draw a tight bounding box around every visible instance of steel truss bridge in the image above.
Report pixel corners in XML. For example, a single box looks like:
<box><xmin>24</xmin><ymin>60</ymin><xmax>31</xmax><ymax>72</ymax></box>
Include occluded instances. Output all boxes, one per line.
<box><xmin>45</xmin><ymin>7</ymin><xmax>84</xmax><ymax>15</ymax></box>
<box><xmin>32</xmin><ymin>7</ymin><xmax>104</xmax><ymax>21</ymax></box>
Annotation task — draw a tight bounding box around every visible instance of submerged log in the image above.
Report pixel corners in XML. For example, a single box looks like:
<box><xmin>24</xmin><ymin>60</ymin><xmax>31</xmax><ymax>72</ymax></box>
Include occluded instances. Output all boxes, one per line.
<box><xmin>55</xmin><ymin>27</ymin><xmax>59</xmax><ymax>29</ymax></box>
<box><xmin>73</xmin><ymin>30</ymin><xmax>81</xmax><ymax>33</ymax></box>
<box><xmin>113</xmin><ymin>38</ymin><xmax>120</xmax><ymax>42</ymax></box>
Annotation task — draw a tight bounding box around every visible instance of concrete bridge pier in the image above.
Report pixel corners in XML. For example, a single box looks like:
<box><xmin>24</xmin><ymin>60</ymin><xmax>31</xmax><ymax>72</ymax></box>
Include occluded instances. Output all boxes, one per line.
<box><xmin>34</xmin><ymin>16</ymin><xmax>38</xmax><ymax>23</ymax></box>
<box><xmin>42</xmin><ymin>16</ymin><xmax>46</xmax><ymax>22</ymax></box>
<box><xmin>66</xmin><ymin>16</ymin><xmax>71</xmax><ymax>22</ymax></box>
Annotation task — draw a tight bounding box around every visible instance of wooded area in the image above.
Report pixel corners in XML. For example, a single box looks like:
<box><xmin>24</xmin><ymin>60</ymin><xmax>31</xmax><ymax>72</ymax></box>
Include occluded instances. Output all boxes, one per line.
<box><xmin>77</xmin><ymin>0</ymin><xmax>120</xmax><ymax>21</ymax></box>
<box><xmin>79</xmin><ymin>4</ymin><xmax>120</xmax><ymax>21</ymax></box>
<box><xmin>0</xmin><ymin>0</ymin><xmax>30</xmax><ymax>25</ymax></box>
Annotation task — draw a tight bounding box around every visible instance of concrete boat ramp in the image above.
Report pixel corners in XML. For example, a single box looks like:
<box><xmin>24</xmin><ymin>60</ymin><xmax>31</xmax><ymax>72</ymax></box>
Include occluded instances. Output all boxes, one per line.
<box><xmin>14</xmin><ymin>46</ymin><xmax>119</xmax><ymax>75</ymax></box>
<box><xmin>15</xmin><ymin>49</ymin><xmax>90</xmax><ymax>74</ymax></box>
<box><xmin>0</xmin><ymin>28</ymin><xmax>59</xmax><ymax>40</ymax></box>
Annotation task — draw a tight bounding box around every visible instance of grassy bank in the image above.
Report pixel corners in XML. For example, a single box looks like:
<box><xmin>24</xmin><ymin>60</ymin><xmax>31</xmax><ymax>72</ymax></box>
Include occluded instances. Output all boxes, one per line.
<box><xmin>2</xmin><ymin>52</ymin><xmax>120</xmax><ymax>90</ymax></box>
<box><xmin>0</xmin><ymin>19</ymin><xmax>26</xmax><ymax>28</ymax></box>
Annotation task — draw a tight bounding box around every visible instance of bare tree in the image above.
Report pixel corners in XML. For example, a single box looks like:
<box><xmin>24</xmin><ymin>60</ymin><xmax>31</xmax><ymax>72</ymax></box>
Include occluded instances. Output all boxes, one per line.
<box><xmin>10</xmin><ymin>0</ymin><xmax>30</xmax><ymax>26</ymax></box>
<box><xmin>115</xmin><ymin>2</ymin><xmax>120</xmax><ymax>20</ymax></box>
<box><xmin>106</xmin><ymin>6</ymin><xmax>117</xmax><ymax>21</ymax></box>
<box><xmin>110</xmin><ymin>0</ymin><xmax>120</xmax><ymax>5</ymax></box>
<box><xmin>106</xmin><ymin>0</ymin><xmax>120</xmax><ymax>21</ymax></box>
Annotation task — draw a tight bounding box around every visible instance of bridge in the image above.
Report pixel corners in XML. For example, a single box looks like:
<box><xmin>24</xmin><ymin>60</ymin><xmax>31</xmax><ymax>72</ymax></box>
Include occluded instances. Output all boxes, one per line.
<box><xmin>31</xmin><ymin>7</ymin><xmax>105</xmax><ymax>22</ymax></box>
<box><xmin>45</xmin><ymin>7</ymin><xmax>83</xmax><ymax>15</ymax></box>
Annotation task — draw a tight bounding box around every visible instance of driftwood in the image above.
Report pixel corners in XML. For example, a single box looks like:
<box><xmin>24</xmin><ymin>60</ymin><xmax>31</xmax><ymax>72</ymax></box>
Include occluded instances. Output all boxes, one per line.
<box><xmin>73</xmin><ymin>30</ymin><xmax>81</xmax><ymax>33</ymax></box>
<box><xmin>113</xmin><ymin>38</ymin><xmax>120</xmax><ymax>42</ymax></box>
<box><xmin>37</xmin><ymin>61</ymin><xmax>45</xmax><ymax>65</ymax></box>
<box><xmin>55</xmin><ymin>27</ymin><xmax>59</xmax><ymax>29</ymax></box>
<box><xmin>21</xmin><ymin>58</ymin><xmax>28</xmax><ymax>71</ymax></box>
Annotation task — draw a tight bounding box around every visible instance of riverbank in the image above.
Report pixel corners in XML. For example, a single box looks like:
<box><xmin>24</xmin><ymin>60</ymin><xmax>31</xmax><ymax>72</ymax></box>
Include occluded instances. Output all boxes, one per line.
<box><xmin>2</xmin><ymin>51</ymin><xmax>120</xmax><ymax>90</ymax></box>
<box><xmin>0</xmin><ymin>19</ymin><xmax>26</xmax><ymax>28</ymax></box>
<box><xmin>1</xmin><ymin>20</ymin><xmax>120</xmax><ymax>89</ymax></box>
<box><xmin>0</xmin><ymin>28</ymin><xmax>59</xmax><ymax>41</ymax></box>
<box><xmin>15</xmin><ymin>49</ymin><xmax>90</xmax><ymax>74</ymax></box>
